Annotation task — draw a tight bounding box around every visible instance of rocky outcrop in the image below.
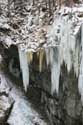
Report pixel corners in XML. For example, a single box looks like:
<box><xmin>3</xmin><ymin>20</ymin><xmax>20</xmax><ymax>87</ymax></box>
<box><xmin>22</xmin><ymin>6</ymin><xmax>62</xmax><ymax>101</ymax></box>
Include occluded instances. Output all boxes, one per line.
<box><xmin>28</xmin><ymin>61</ymin><xmax>83</xmax><ymax>125</ymax></box>
<box><xmin>40</xmin><ymin>64</ymin><xmax>83</xmax><ymax>125</ymax></box>
<box><xmin>26</xmin><ymin>19</ymin><xmax>83</xmax><ymax>124</ymax></box>
<box><xmin>0</xmin><ymin>70</ymin><xmax>48</xmax><ymax>125</ymax></box>
<box><xmin>0</xmin><ymin>95</ymin><xmax>14</xmax><ymax>124</ymax></box>
<box><xmin>0</xmin><ymin>72</ymin><xmax>14</xmax><ymax>124</ymax></box>
<box><xmin>0</xmin><ymin>1</ymin><xmax>83</xmax><ymax>125</ymax></box>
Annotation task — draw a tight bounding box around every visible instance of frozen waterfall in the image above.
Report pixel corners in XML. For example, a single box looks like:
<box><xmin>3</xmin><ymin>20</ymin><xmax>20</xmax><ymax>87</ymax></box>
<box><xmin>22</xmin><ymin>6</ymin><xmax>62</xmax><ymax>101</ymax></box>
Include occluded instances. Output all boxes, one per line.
<box><xmin>46</xmin><ymin>14</ymin><xmax>81</xmax><ymax>95</ymax></box>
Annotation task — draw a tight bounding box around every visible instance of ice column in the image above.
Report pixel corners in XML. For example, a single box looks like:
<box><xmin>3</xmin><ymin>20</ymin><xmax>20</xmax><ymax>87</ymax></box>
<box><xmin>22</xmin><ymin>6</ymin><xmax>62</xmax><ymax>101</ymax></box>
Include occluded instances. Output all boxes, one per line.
<box><xmin>50</xmin><ymin>47</ymin><xmax>60</xmax><ymax>95</ymax></box>
<box><xmin>18</xmin><ymin>46</ymin><xmax>29</xmax><ymax>92</ymax></box>
<box><xmin>78</xmin><ymin>24</ymin><xmax>83</xmax><ymax>104</ymax></box>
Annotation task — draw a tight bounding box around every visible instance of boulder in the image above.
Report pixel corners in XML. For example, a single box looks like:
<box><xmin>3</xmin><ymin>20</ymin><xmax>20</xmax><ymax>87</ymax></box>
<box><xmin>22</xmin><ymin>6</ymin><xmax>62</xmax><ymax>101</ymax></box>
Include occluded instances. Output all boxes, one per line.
<box><xmin>0</xmin><ymin>95</ymin><xmax>14</xmax><ymax>124</ymax></box>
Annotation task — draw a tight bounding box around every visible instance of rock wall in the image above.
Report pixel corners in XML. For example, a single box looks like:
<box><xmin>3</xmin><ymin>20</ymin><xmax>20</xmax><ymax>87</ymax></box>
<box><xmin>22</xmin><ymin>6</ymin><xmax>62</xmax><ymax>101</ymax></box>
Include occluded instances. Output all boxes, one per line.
<box><xmin>0</xmin><ymin>1</ymin><xmax>83</xmax><ymax>124</ymax></box>
<box><xmin>29</xmin><ymin>59</ymin><xmax>83</xmax><ymax>125</ymax></box>
<box><xmin>27</xmin><ymin>20</ymin><xmax>83</xmax><ymax>125</ymax></box>
<box><xmin>41</xmin><ymin>63</ymin><xmax>83</xmax><ymax>125</ymax></box>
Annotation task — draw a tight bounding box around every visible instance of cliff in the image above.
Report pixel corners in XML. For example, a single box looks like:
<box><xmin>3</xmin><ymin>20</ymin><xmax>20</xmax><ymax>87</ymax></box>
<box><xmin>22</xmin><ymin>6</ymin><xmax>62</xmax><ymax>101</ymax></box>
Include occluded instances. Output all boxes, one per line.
<box><xmin>0</xmin><ymin>0</ymin><xmax>83</xmax><ymax>125</ymax></box>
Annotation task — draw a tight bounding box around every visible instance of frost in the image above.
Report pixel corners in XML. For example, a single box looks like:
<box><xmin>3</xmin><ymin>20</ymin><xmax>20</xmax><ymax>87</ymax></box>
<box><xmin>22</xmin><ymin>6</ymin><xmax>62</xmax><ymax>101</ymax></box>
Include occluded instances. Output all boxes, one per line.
<box><xmin>18</xmin><ymin>45</ymin><xmax>29</xmax><ymax>92</ymax></box>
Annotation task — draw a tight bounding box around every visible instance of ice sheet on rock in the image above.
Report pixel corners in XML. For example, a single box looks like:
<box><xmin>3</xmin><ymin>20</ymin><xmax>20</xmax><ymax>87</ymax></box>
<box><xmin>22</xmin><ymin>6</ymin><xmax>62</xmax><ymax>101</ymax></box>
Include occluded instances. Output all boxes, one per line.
<box><xmin>18</xmin><ymin>46</ymin><xmax>29</xmax><ymax>92</ymax></box>
<box><xmin>8</xmin><ymin>99</ymin><xmax>47</xmax><ymax>125</ymax></box>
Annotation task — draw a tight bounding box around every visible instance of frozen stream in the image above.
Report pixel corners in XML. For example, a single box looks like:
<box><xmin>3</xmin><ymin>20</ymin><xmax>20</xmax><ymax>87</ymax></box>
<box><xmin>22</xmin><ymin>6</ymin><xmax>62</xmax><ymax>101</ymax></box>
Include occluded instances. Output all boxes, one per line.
<box><xmin>0</xmin><ymin>71</ymin><xmax>47</xmax><ymax>125</ymax></box>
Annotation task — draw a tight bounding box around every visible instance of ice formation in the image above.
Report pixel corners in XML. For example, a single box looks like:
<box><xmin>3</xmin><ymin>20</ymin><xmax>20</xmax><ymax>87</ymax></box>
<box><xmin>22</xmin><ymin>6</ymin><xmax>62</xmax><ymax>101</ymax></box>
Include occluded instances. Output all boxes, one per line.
<box><xmin>11</xmin><ymin>5</ymin><xmax>83</xmax><ymax>97</ymax></box>
<box><xmin>78</xmin><ymin>24</ymin><xmax>83</xmax><ymax>104</ymax></box>
<box><xmin>46</xmin><ymin>8</ymin><xmax>82</xmax><ymax>94</ymax></box>
<box><xmin>27</xmin><ymin>52</ymin><xmax>33</xmax><ymax>64</ymax></box>
<box><xmin>45</xmin><ymin>48</ymin><xmax>50</xmax><ymax>67</ymax></box>
<box><xmin>18</xmin><ymin>45</ymin><xmax>29</xmax><ymax>92</ymax></box>
<box><xmin>39</xmin><ymin>49</ymin><xmax>44</xmax><ymax>72</ymax></box>
<box><xmin>50</xmin><ymin>47</ymin><xmax>60</xmax><ymax>95</ymax></box>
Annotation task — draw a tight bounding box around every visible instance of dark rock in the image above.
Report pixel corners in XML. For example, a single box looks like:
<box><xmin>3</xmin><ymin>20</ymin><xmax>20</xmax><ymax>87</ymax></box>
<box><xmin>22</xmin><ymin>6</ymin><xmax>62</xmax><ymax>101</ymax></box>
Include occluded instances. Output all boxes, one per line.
<box><xmin>28</xmin><ymin>61</ymin><xmax>83</xmax><ymax>125</ymax></box>
<box><xmin>0</xmin><ymin>123</ymin><xmax>10</xmax><ymax>125</ymax></box>
<box><xmin>0</xmin><ymin>71</ymin><xmax>14</xmax><ymax>124</ymax></box>
<box><xmin>0</xmin><ymin>95</ymin><xmax>14</xmax><ymax>124</ymax></box>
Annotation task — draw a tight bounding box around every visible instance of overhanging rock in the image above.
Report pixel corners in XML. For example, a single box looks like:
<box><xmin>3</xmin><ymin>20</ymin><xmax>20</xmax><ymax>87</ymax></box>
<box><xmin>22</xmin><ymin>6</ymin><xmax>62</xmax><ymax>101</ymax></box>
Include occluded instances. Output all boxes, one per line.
<box><xmin>17</xmin><ymin>5</ymin><xmax>83</xmax><ymax>96</ymax></box>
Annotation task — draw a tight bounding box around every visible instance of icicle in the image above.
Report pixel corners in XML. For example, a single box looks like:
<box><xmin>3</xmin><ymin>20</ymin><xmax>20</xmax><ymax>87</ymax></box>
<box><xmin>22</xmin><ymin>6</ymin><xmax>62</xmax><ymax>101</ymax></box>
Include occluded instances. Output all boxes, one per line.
<box><xmin>27</xmin><ymin>51</ymin><xmax>33</xmax><ymax>64</ymax></box>
<box><xmin>66</xmin><ymin>52</ymin><xmax>72</xmax><ymax>73</ymax></box>
<box><xmin>50</xmin><ymin>47</ymin><xmax>60</xmax><ymax>95</ymax></box>
<box><xmin>73</xmin><ymin>44</ymin><xmax>80</xmax><ymax>77</ymax></box>
<box><xmin>39</xmin><ymin>49</ymin><xmax>44</xmax><ymax>72</ymax></box>
<box><xmin>78</xmin><ymin>24</ymin><xmax>83</xmax><ymax>104</ymax></box>
<box><xmin>45</xmin><ymin>48</ymin><xmax>50</xmax><ymax>67</ymax></box>
<box><xmin>18</xmin><ymin>46</ymin><xmax>29</xmax><ymax>92</ymax></box>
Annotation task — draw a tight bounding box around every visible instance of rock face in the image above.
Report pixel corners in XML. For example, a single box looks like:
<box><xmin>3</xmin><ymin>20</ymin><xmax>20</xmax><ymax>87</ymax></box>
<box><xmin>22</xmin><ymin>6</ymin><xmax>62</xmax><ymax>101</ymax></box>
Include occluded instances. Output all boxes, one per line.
<box><xmin>0</xmin><ymin>70</ymin><xmax>47</xmax><ymax>125</ymax></box>
<box><xmin>28</xmin><ymin>62</ymin><xmax>83</xmax><ymax>125</ymax></box>
<box><xmin>42</xmin><ymin>66</ymin><xmax>83</xmax><ymax>125</ymax></box>
<box><xmin>0</xmin><ymin>55</ymin><xmax>14</xmax><ymax>124</ymax></box>
<box><xmin>27</xmin><ymin>20</ymin><xmax>83</xmax><ymax>125</ymax></box>
<box><xmin>0</xmin><ymin>95</ymin><xmax>14</xmax><ymax>124</ymax></box>
<box><xmin>0</xmin><ymin>72</ymin><xmax>14</xmax><ymax>124</ymax></box>
<box><xmin>0</xmin><ymin>1</ymin><xmax>83</xmax><ymax>125</ymax></box>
